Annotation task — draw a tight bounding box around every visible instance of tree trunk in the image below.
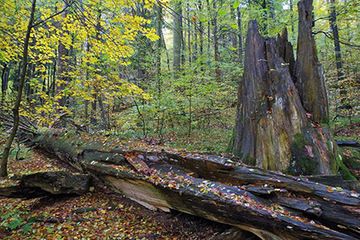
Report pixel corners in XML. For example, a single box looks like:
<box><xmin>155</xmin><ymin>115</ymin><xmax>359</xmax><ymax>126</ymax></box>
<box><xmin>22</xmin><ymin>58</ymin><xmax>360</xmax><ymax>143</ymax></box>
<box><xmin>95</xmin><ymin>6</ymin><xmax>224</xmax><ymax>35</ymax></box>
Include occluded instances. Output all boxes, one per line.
<box><xmin>98</xmin><ymin>93</ymin><xmax>109</xmax><ymax>130</ymax></box>
<box><xmin>295</xmin><ymin>0</ymin><xmax>329</xmax><ymax>124</ymax></box>
<box><xmin>155</xmin><ymin>3</ymin><xmax>162</xmax><ymax>76</ymax></box>
<box><xmin>237</xmin><ymin>6</ymin><xmax>243</xmax><ymax>64</ymax></box>
<box><xmin>206</xmin><ymin>0</ymin><xmax>211</xmax><ymax>65</ymax></box>
<box><xmin>22</xmin><ymin>129</ymin><xmax>360</xmax><ymax>240</ymax></box>
<box><xmin>56</xmin><ymin>2</ymin><xmax>70</xmax><ymax>107</ymax></box>
<box><xmin>173</xmin><ymin>0</ymin><xmax>182</xmax><ymax>75</ymax></box>
<box><xmin>329</xmin><ymin>0</ymin><xmax>347</xmax><ymax>106</ymax></box>
<box><xmin>186</xmin><ymin>3</ymin><xmax>191</xmax><ymax>63</ymax></box>
<box><xmin>212</xmin><ymin>2</ymin><xmax>221</xmax><ymax>81</ymax></box>
<box><xmin>1</xmin><ymin>63</ymin><xmax>10</xmax><ymax>105</ymax></box>
<box><xmin>0</xmin><ymin>0</ymin><xmax>36</xmax><ymax>177</ymax></box>
<box><xmin>329</xmin><ymin>0</ymin><xmax>344</xmax><ymax>82</ymax></box>
<box><xmin>198</xmin><ymin>1</ymin><xmax>204</xmax><ymax>70</ymax></box>
<box><xmin>229</xmin><ymin>0</ymin><xmax>352</xmax><ymax>178</ymax></box>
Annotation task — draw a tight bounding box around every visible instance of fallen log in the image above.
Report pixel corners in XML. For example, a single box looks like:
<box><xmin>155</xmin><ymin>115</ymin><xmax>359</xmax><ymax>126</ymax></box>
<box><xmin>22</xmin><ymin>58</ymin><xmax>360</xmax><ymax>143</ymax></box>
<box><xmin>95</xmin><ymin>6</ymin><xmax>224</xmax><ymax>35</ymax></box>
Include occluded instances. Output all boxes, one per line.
<box><xmin>336</xmin><ymin>140</ymin><xmax>360</xmax><ymax>149</ymax></box>
<box><xmin>26</xmin><ymin>130</ymin><xmax>360</xmax><ymax>240</ymax></box>
<box><xmin>0</xmin><ymin>171</ymin><xmax>90</xmax><ymax>198</ymax></box>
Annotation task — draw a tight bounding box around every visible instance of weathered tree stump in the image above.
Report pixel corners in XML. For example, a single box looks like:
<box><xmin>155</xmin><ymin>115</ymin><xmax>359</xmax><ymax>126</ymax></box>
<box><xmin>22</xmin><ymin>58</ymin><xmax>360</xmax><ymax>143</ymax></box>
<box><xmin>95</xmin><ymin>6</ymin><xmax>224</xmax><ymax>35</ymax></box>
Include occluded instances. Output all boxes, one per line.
<box><xmin>229</xmin><ymin>0</ymin><xmax>353</xmax><ymax>179</ymax></box>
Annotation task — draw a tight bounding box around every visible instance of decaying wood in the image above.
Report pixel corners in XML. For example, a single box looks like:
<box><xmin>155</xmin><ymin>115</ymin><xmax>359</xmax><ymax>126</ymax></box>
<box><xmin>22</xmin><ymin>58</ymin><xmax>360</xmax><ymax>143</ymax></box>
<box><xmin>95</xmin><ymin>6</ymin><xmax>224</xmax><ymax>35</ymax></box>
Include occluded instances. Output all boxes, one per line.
<box><xmin>230</xmin><ymin>0</ymin><xmax>342</xmax><ymax>177</ymax></box>
<box><xmin>26</xmin><ymin>131</ymin><xmax>360</xmax><ymax>240</ymax></box>
<box><xmin>0</xmin><ymin>171</ymin><xmax>90</xmax><ymax>198</ymax></box>
<box><xmin>336</xmin><ymin>140</ymin><xmax>360</xmax><ymax>149</ymax></box>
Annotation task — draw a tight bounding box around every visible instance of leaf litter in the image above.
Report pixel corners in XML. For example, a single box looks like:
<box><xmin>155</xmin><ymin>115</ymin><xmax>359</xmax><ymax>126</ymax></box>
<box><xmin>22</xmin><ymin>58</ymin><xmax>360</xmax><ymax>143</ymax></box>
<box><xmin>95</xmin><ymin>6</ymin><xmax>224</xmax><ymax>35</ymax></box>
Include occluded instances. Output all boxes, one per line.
<box><xmin>0</xmin><ymin>143</ymin><xmax>229</xmax><ymax>239</ymax></box>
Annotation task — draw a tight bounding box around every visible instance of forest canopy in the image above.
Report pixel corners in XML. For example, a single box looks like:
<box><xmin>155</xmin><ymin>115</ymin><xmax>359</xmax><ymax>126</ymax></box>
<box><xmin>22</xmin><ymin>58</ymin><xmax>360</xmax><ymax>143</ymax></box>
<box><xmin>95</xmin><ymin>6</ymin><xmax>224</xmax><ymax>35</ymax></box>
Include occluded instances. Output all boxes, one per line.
<box><xmin>0</xmin><ymin>0</ymin><xmax>359</xmax><ymax>167</ymax></box>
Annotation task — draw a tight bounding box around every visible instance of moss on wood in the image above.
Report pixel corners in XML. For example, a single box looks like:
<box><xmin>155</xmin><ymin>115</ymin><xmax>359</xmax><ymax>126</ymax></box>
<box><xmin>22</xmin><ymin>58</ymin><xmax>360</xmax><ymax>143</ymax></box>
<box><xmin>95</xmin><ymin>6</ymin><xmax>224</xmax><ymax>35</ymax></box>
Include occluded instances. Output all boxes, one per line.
<box><xmin>286</xmin><ymin>134</ymin><xmax>319</xmax><ymax>175</ymax></box>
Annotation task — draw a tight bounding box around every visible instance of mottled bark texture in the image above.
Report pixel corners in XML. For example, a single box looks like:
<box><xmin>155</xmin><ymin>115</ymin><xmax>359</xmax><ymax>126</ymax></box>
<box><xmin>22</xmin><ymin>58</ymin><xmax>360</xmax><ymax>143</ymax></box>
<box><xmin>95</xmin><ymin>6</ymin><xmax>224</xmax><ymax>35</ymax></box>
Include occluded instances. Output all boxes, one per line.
<box><xmin>0</xmin><ymin>171</ymin><xmax>90</xmax><ymax>198</ymax></box>
<box><xmin>230</xmin><ymin>0</ymin><xmax>348</xmax><ymax>177</ymax></box>
<box><xmin>295</xmin><ymin>0</ymin><xmax>329</xmax><ymax>123</ymax></box>
<box><xmin>26</xmin><ymin>131</ymin><xmax>360</xmax><ymax>240</ymax></box>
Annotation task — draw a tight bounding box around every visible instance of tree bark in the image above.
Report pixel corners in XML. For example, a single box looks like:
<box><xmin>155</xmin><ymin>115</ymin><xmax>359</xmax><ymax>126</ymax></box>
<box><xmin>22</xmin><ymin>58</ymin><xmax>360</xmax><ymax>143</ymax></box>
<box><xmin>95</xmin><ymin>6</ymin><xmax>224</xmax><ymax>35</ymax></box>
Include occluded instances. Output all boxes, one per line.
<box><xmin>329</xmin><ymin>0</ymin><xmax>347</xmax><ymax>107</ymax></box>
<box><xmin>212</xmin><ymin>2</ymin><xmax>220</xmax><ymax>81</ymax></box>
<box><xmin>1</xmin><ymin>63</ymin><xmax>10</xmax><ymax>105</ymax></box>
<box><xmin>229</xmin><ymin>0</ymin><xmax>347</xmax><ymax>177</ymax></box>
<box><xmin>56</xmin><ymin>2</ymin><xmax>70</xmax><ymax>107</ymax></box>
<box><xmin>173</xmin><ymin>0</ymin><xmax>182</xmax><ymax>75</ymax></box>
<box><xmin>0</xmin><ymin>171</ymin><xmax>90</xmax><ymax>198</ymax></box>
<box><xmin>155</xmin><ymin>3</ymin><xmax>162</xmax><ymax>76</ymax></box>
<box><xmin>237</xmin><ymin>6</ymin><xmax>243</xmax><ymax>64</ymax></box>
<box><xmin>198</xmin><ymin>1</ymin><xmax>204</xmax><ymax>70</ymax></box>
<box><xmin>295</xmin><ymin>0</ymin><xmax>329</xmax><ymax>124</ymax></box>
<box><xmin>0</xmin><ymin>0</ymin><xmax>36</xmax><ymax>177</ymax></box>
<box><xmin>25</xmin><ymin>130</ymin><xmax>360</xmax><ymax>240</ymax></box>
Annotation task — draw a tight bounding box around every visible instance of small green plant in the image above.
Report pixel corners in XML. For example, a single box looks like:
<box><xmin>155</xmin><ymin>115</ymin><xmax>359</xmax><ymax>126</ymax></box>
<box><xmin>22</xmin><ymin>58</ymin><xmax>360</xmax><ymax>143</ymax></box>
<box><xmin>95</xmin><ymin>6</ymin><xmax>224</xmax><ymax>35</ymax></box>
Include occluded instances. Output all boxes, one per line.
<box><xmin>0</xmin><ymin>210</ymin><xmax>32</xmax><ymax>234</ymax></box>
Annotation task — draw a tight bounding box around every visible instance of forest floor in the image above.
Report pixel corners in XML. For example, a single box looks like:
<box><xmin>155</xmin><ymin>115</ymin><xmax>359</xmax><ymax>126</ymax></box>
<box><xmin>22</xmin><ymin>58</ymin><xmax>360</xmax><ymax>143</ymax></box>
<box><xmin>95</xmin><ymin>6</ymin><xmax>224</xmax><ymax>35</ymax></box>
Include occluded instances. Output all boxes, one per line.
<box><xmin>0</xmin><ymin>115</ymin><xmax>359</xmax><ymax>239</ymax></box>
<box><xmin>0</xmin><ymin>150</ymin><xmax>231</xmax><ymax>239</ymax></box>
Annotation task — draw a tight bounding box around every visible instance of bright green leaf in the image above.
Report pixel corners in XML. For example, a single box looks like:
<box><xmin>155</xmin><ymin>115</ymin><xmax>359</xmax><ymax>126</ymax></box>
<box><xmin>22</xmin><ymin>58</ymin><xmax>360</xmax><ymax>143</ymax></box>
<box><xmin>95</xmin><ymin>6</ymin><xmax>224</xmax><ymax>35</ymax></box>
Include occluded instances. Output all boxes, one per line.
<box><xmin>218</xmin><ymin>10</ymin><xmax>227</xmax><ymax>16</ymax></box>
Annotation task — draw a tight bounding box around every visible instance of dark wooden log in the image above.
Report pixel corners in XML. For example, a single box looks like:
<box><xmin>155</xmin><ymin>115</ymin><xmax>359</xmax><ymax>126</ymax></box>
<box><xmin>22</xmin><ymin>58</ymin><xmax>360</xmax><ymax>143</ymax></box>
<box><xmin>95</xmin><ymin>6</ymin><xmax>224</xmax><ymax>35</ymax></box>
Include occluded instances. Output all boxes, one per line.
<box><xmin>0</xmin><ymin>171</ymin><xmax>90</xmax><ymax>198</ymax></box>
<box><xmin>336</xmin><ymin>140</ymin><xmax>360</xmax><ymax>149</ymax></box>
<box><xmin>27</xmin><ymin>131</ymin><xmax>360</xmax><ymax>240</ymax></box>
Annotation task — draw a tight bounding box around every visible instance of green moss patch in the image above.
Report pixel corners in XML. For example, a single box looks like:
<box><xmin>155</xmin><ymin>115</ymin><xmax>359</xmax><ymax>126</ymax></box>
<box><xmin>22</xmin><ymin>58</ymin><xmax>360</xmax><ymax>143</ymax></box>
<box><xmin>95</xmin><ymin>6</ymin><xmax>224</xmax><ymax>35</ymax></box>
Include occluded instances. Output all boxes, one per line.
<box><xmin>286</xmin><ymin>134</ymin><xmax>319</xmax><ymax>175</ymax></box>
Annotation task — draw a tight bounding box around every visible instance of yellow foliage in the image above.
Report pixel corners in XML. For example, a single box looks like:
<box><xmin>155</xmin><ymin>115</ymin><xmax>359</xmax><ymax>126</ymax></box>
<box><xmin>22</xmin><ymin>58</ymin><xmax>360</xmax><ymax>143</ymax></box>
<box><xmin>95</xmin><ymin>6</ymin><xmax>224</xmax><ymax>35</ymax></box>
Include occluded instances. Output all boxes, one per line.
<box><xmin>1</xmin><ymin>0</ymin><xmax>161</xmax><ymax>126</ymax></box>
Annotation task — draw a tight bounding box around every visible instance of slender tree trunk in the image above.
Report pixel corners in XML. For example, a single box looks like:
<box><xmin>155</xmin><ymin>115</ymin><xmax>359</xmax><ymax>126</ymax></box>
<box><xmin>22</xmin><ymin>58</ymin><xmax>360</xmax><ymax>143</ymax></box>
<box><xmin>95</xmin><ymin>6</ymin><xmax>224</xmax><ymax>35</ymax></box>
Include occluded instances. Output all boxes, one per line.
<box><xmin>90</xmin><ymin>91</ymin><xmax>97</xmax><ymax>125</ymax></box>
<box><xmin>230</xmin><ymin>3</ymin><xmax>238</xmax><ymax>54</ymax></box>
<box><xmin>180</xmin><ymin>12</ymin><xmax>186</xmax><ymax>66</ymax></box>
<box><xmin>187</xmin><ymin>3</ymin><xmax>191</xmax><ymax>63</ymax></box>
<box><xmin>13</xmin><ymin>61</ymin><xmax>22</xmax><ymax>92</ymax></box>
<box><xmin>237</xmin><ymin>6</ymin><xmax>243</xmax><ymax>64</ymax></box>
<box><xmin>212</xmin><ymin>2</ymin><xmax>220</xmax><ymax>81</ymax></box>
<box><xmin>206</xmin><ymin>0</ymin><xmax>211</xmax><ymax>64</ymax></box>
<box><xmin>173</xmin><ymin>0</ymin><xmax>182</xmax><ymax>76</ymax></box>
<box><xmin>90</xmin><ymin>8</ymin><xmax>103</xmax><ymax>126</ymax></box>
<box><xmin>1</xmin><ymin>63</ymin><xmax>10</xmax><ymax>105</ymax></box>
<box><xmin>289</xmin><ymin>0</ymin><xmax>295</xmax><ymax>42</ymax></box>
<box><xmin>198</xmin><ymin>1</ymin><xmax>204</xmax><ymax>70</ymax></box>
<box><xmin>193</xmin><ymin>17</ymin><xmax>198</xmax><ymax>62</ymax></box>
<box><xmin>56</xmin><ymin>2</ymin><xmax>69</xmax><ymax>107</ymax></box>
<box><xmin>155</xmin><ymin>3</ymin><xmax>163</xmax><ymax>139</ymax></box>
<box><xmin>329</xmin><ymin>0</ymin><xmax>346</xmax><ymax>103</ymax></box>
<box><xmin>269</xmin><ymin>0</ymin><xmax>275</xmax><ymax>18</ymax></box>
<box><xmin>0</xmin><ymin>0</ymin><xmax>36</xmax><ymax>177</ymax></box>
<box><xmin>155</xmin><ymin>4</ymin><xmax>162</xmax><ymax>76</ymax></box>
<box><xmin>79</xmin><ymin>0</ymin><xmax>89</xmax><ymax>121</ymax></box>
<box><xmin>98</xmin><ymin>94</ymin><xmax>109</xmax><ymax>130</ymax></box>
<box><xmin>51</xmin><ymin>60</ymin><xmax>56</xmax><ymax>97</ymax></box>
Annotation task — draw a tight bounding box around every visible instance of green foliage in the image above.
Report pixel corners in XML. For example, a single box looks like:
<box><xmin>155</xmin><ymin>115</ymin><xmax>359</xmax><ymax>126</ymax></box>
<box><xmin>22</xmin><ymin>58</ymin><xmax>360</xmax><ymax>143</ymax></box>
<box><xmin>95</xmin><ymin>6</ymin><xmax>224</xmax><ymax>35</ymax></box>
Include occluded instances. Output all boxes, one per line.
<box><xmin>0</xmin><ymin>210</ymin><xmax>31</xmax><ymax>233</ymax></box>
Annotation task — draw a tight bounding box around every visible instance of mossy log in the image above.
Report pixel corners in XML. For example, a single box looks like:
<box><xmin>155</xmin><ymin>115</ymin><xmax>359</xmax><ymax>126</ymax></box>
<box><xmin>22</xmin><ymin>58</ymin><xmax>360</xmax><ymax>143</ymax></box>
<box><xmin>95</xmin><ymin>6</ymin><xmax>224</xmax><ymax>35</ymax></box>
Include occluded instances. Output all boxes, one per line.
<box><xmin>28</xmin><ymin>130</ymin><xmax>360</xmax><ymax>240</ymax></box>
<box><xmin>230</xmin><ymin>0</ymin><xmax>347</xmax><ymax>177</ymax></box>
<box><xmin>0</xmin><ymin>171</ymin><xmax>90</xmax><ymax>198</ymax></box>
